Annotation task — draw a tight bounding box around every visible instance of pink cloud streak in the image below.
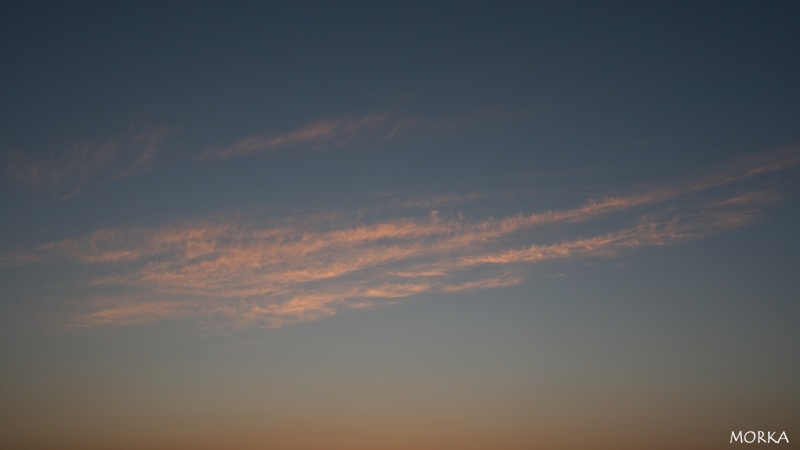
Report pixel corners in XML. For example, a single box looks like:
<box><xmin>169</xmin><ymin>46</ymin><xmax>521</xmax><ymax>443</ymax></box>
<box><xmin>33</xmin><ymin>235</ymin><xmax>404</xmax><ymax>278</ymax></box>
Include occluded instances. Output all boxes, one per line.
<box><xmin>5</xmin><ymin>147</ymin><xmax>797</xmax><ymax>329</ymax></box>
<box><xmin>202</xmin><ymin>114</ymin><xmax>389</xmax><ymax>160</ymax></box>
<box><xmin>200</xmin><ymin>110</ymin><xmax>494</xmax><ymax>160</ymax></box>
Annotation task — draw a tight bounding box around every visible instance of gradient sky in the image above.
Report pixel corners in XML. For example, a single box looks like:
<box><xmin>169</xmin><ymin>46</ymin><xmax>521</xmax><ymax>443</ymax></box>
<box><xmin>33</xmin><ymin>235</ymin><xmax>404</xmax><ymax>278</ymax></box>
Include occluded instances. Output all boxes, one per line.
<box><xmin>2</xmin><ymin>2</ymin><xmax>799</xmax><ymax>449</ymax></box>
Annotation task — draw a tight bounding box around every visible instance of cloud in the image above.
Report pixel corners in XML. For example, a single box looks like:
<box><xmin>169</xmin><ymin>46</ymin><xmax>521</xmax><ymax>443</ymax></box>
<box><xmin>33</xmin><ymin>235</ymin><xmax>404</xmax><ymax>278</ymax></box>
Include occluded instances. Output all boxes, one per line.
<box><xmin>201</xmin><ymin>114</ymin><xmax>391</xmax><ymax>160</ymax></box>
<box><xmin>461</xmin><ymin>208</ymin><xmax>762</xmax><ymax>266</ymax></box>
<box><xmin>200</xmin><ymin>110</ymin><xmax>493</xmax><ymax>160</ymax></box>
<box><xmin>75</xmin><ymin>296</ymin><xmax>190</xmax><ymax>327</ymax></box>
<box><xmin>5</xmin><ymin>147</ymin><xmax>797</xmax><ymax>330</ymax></box>
<box><xmin>395</xmin><ymin>192</ymin><xmax>485</xmax><ymax>209</ymax></box>
<box><xmin>8</xmin><ymin>127</ymin><xmax>166</xmax><ymax>200</ymax></box>
<box><xmin>105</xmin><ymin>127</ymin><xmax>166</xmax><ymax>181</ymax></box>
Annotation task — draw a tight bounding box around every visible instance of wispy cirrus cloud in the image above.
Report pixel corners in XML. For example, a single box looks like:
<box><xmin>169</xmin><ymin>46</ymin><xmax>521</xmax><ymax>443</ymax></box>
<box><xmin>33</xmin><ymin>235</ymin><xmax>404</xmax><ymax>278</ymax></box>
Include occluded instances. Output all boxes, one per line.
<box><xmin>200</xmin><ymin>110</ymin><xmax>494</xmax><ymax>160</ymax></box>
<box><xmin>8</xmin><ymin>127</ymin><xmax>166</xmax><ymax>201</ymax></box>
<box><xmin>4</xmin><ymin>147</ymin><xmax>798</xmax><ymax>329</ymax></box>
<box><xmin>395</xmin><ymin>192</ymin><xmax>485</xmax><ymax>209</ymax></box>
<box><xmin>201</xmin><ymin>114</ymin><xmax>392</xmax><ymax>160</ymax></box>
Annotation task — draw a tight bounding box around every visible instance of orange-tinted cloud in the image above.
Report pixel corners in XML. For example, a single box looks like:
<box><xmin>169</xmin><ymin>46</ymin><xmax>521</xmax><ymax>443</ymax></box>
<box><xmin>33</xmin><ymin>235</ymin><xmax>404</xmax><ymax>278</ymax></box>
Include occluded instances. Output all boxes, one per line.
<box><xmin>396</xmin><ymin>192</ymin><xmax>485</xmax><ymax>209</ymax></box>
<box><xmin>199</xmin><ymin>110</ymin><xmax>494</xmax><ymax>160</ymax></box>
<box><xmin>74</xmin><ymin>296</ymin><xmax>191</xmax><ymax>327</ymax></box>
<box><xmin>5</xmin><ymin>147</ymin><xmax>797</xmax><ymax>329</ymax></box>
<box><xmin>202</xmin><ymin>114</ymin><xmax>390</xmax><ymax>160</ymax></box>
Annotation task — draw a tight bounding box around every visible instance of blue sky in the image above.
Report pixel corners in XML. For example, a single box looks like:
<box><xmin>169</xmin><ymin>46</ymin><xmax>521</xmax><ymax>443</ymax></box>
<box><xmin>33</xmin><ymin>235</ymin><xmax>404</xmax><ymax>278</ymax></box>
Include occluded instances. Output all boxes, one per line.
<box><xmin>2</xmin><ymin>2</ymin><xmax>799</xmax><ymax>449</ymax></box>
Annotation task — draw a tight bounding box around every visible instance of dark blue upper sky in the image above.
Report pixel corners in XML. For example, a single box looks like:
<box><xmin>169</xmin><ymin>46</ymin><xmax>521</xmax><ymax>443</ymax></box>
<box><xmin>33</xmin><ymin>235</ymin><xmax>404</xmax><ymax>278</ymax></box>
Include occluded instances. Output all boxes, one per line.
<box><xmin>4</xmin><ymin>2</ymin><xmax>798</xmax><ymax>148</ymax></box>
<box><xmin>3</xmin><ymin>2</ymin><xmax>798</xmax><ymax>229</ymax></box>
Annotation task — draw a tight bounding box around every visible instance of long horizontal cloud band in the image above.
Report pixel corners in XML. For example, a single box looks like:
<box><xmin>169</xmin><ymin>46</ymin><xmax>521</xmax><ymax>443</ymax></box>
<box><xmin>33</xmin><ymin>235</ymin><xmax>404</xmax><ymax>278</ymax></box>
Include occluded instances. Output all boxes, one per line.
<box><xmin>4</xmin><ymin>148</ymin><xmax>797</xmax><ymax>329</ymax></box>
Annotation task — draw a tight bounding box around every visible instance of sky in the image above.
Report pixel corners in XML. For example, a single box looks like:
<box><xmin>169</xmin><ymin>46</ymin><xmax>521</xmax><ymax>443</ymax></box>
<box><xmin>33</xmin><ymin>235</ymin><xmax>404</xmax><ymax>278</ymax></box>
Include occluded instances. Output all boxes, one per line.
<box><xmin>1</xmin><ymin>1</ymin><xmax>799</xmax><ymax>449</ymax></box>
